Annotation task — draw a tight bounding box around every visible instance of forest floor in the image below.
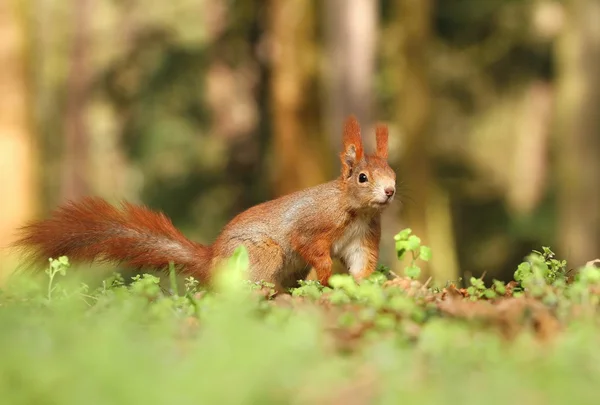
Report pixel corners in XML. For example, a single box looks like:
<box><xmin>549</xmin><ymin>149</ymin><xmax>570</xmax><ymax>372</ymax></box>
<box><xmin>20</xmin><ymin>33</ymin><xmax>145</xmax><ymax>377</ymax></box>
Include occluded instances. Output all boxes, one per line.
<box><xmin>1</xmin><ymin>234</ymin><xmax>599</xmax><ymax>405</ymax></box>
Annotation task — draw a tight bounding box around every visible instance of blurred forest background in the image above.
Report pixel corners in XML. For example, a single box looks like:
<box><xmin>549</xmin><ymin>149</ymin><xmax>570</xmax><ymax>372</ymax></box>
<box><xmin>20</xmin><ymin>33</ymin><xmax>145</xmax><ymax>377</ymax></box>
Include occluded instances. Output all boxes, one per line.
<box><xmin>0</xmin><ymin>0</ymin><xmax>598</xmax><ymax>284</ymax></box>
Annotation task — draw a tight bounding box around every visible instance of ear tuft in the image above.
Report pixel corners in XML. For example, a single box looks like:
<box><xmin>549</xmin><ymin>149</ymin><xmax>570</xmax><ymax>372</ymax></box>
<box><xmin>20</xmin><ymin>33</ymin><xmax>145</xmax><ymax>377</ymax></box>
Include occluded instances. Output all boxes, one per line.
<box><xmin>340</xmin><ymin>115</ymin><xmax>364</xmax><ymax>177</ymax></box>
<box><xmin>375</xmin><ymin>123</ymin><xmax>389</xmax><ymax>159</ymax></box>
<box><xmin>343</xmin><ymin>115</ymin><xmax>364</xmax><ymax>161</ymax></box>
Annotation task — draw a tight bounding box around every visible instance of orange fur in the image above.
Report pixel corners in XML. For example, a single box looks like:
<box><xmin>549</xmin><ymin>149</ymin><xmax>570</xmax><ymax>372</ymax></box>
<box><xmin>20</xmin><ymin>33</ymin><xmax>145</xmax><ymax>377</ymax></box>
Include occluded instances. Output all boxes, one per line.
<box><xmin>340</xmin><ymin>115</ymin><xmax>364</xmax><ymax>178</ymax></box>
<box><xmin>375</xmin><ymin>123</ymin><xmax>389</xmax><ymax>159</ymax></box>
<box><xmin>13</xmin><ymin>197</ymin><xmax>212</xmax><ymax>282</ymax></box>
<box><xmin>356</xmin><ymin>216</ymin><xmax>381</xmax><ymax>279</ymax></box>
<box><xmin>290</xmin><ymin>214</ymin><xmax>354</xmax><ymax>287</ymax></box>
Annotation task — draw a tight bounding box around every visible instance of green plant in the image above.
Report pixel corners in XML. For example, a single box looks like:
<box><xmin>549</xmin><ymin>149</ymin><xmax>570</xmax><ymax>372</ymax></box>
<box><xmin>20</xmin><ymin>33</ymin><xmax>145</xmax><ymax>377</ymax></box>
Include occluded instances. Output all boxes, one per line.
<box><xmin>515</xmin><ymin>247</ymin><xmax>567</xmax><ymax>287</ymax></box>
<box><xmin>394</xmin><ymin>228</ymin><xmax>432</xmax><ymax>279</ymax></box>
<box><xmin>465</xmin><ymin>277</ymin><xmax>507</xmax><ymax>300</ymax></box>
<box><xmin>45</xmin><ymin>256</ymin><xmax>70</xmax><ymax>301</ymax></box>
<box><xmin>291</xmin><ymin>279</ymin><xmax>327</xmax><ymax>300</ymax></box>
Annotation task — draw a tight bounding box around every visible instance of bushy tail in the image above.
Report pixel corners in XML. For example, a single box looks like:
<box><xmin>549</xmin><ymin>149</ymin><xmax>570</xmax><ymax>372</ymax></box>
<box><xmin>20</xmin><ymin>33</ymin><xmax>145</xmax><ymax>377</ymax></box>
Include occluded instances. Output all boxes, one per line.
<box><xmin>12</xmin><ymin>197</ymin><xmax>212</xmax><ymax>280</ymax></box>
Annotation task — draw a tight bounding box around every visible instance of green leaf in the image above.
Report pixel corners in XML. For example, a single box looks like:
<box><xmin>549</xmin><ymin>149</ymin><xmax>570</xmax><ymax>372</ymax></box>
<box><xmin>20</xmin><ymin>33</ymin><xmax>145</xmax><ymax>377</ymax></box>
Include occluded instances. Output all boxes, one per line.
<box><xmin>395</xmin><ymin>240</ymin><xmax>407</xmax><ymax>260</ymax></box>
<box><xmin>493</xmin><ymin>279</ymin><xmax>506</xmax><ymax>295</ymax></box>
<box><xmin>213</xmin><ymin>245</ymin><xmax>250</xmax><ymax>294</ymax></box>
<box><xmin>419</xmin><ymin>246</ymin><xmax>432</xmax><ymax>262</ymax></box>
<box><xmin>514</xmin><ymin>262</ymin><xmax>531</xmax><ymax>283</ymax></box>
<box><xmin>404</xmin><ymin>265</ymin><xmax>421</xmax><ymax>279</ymax></box>
<box><xmin>483</xmin><ymin>289</ymin><xmax>496</xmax><ymax>299</ymax></box>
<box><xmin>470</xmin><ymin>277</ymin><xmax>485</xmax><ymax>290</ymax></box>
<box><xmin>230</xmin><ymin>245</ymin><xmax>250</xmax><ymax>272</ymax></box>
<box><xmin>394</xmin><ymin>228</ymin><xmax>412</xmax><ymax>241</ymax></box>
<box><xmin>579</xmin><ymin>265</ymin><xmax>600</xmax><ymax>284</ymax></box>
<box><xmin>406</xmin><ymin>235</ymin><xmax>421</xmax><ymax>251</ymax></box>
<box><xmin>329</xmin><ymin>289</ymin><xmax>351</xmax><ymax>305</ymax></box>
<box><xmin>329</xmin><ymin>274</ymin><xmax>358</xmax><ymax>295</ymax></box>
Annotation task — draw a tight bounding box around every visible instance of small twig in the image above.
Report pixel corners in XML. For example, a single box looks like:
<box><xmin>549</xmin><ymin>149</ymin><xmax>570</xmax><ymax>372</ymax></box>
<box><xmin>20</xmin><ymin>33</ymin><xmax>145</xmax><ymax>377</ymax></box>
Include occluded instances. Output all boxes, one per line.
<box><xmin>389</xmin><ymin>270</ymin><xmax>401</xmax><ymax>279</ymax></box>
<box><xmin>423</xmin><ymin>276</ymin><xmax>433</xmax><ymax>289</ymax></box>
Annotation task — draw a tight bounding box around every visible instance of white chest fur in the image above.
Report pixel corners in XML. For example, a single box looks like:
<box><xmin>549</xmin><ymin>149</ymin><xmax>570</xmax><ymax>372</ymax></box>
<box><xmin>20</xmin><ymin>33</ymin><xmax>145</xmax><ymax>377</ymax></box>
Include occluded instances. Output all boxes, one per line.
<box><xmin>331</xmin><ymin>217</ymin><xmax>371</xmax><ymax>276</ymax></box>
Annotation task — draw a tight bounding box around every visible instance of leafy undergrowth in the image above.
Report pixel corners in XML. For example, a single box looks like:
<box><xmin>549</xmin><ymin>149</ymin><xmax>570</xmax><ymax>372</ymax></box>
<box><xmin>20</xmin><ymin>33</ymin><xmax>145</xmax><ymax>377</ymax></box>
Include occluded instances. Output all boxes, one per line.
<box><xmin>1</xmin><ymin>230</ymin><xmax>600</xmax><ymax>405</ymax></box>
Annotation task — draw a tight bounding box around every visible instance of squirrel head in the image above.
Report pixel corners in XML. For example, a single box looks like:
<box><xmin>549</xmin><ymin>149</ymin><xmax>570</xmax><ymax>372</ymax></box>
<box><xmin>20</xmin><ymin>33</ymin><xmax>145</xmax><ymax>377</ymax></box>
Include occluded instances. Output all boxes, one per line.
<box><xmin>339</xmin><ymin>115</ymin><xmax>397</xmax><ymax>212</ymax></box>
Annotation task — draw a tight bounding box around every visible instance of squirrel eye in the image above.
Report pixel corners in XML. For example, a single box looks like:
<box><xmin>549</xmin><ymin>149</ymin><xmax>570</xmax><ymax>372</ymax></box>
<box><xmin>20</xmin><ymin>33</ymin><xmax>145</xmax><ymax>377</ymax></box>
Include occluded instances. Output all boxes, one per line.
<box><xmin>358</xmin><ymin>173</ymin><xmax>368</xmax><ymax>183</ymax></box>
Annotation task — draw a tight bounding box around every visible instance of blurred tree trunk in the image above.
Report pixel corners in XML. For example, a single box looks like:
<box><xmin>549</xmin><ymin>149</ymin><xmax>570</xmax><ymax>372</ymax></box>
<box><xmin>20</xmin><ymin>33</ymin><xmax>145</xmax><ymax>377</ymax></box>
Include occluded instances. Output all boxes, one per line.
<box><xmin>394</xmin><ymin>0</ymin><xmax>458</xmax><ymax>282</ymax></box>
<box><xmin>395</xmin><ymin>0</ymin><xmax>432</xmax><ymax>261</ymax></box>
<box><xmin>321</xmin><ymin>0</ymin><xmax>384</xmax><ymax>278</ymax></box>
<box><xmin>0</xmin><ymin>0</ymin><xmax>37</xmax><ymax>273</ymax></box>
<box><xmin>268</xmin><ymin>0</ymin><xmax>328</xmax><ymax>196</ymax></box>
<box><xmin>62</xmin><ymin>0</ymin><xmax>92</xmax><ymax>200</ymax></box>
<box><xmin>554</xmin><ymin>0</ymin><xmax>600</xmax><ymax>266</ymax></box>
<box><xmin>323</xmin><ymin>0</ymin><xmax>377</xmax><ymax>151</ymax></box>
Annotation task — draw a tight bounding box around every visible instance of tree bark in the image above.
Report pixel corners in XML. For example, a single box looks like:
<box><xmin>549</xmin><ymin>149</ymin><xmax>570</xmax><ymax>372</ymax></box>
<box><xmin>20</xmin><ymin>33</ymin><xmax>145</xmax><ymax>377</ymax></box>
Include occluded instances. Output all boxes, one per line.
<box><xmin>62</xmin><ymin>0</ymin><xmax>92</xmax><ymax>200</ymax></box>
<box><xmin>554</xmin><ymin>0</ymin><xmax>600</xmax><ymax>266</ymax></box>
<box><xmin>268</xmin><ymin>0</ymin><xmax>328</xmax><ymax>196</ymax></box>
<box><xmin>394</xmin><ymin>0</ymin><xmax>439</xmax><ymax>279</ymax></box>
<box><xmin>0</xmin><ymin>0</ymin><xmax>37</xmax><ymax>273</ymax></box>
<box><xmin>323</xmin><ymin>0</ymin><xmax>377</xmax><ymax>152</ymax></box>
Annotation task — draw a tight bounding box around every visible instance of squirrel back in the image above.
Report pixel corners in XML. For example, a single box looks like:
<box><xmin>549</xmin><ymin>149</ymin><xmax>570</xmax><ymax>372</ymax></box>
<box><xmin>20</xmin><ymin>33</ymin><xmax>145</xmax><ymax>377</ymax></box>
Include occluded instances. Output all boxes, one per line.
<box><xmin>13</xmin><ymin>115</ymin><xmax>396</xmax><ymax>291</ymax></box>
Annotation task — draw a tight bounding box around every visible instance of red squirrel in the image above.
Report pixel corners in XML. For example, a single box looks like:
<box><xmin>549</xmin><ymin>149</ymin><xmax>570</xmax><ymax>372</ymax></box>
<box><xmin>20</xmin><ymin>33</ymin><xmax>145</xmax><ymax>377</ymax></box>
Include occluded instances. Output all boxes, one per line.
<box><xmin>13</xmin><ymin>115</ymin><xmax>396</xmax><ymax>292</ymax></box>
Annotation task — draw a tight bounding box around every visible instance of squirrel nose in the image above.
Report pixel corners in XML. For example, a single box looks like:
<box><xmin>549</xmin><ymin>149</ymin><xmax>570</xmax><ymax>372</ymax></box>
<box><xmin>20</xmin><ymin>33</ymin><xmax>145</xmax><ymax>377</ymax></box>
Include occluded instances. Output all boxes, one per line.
<box><xmin>384</xmin><ymin>187</ymin><xmax>395</xmax><ymax>197</ymax></box>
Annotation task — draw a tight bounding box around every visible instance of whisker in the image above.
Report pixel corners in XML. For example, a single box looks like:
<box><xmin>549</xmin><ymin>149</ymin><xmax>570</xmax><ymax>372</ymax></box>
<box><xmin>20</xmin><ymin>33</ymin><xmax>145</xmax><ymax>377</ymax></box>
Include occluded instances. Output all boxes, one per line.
<box><xmin>394</xmin><ymin>189</ymin><xmax>416</xmax><ymax>205</ymax></box>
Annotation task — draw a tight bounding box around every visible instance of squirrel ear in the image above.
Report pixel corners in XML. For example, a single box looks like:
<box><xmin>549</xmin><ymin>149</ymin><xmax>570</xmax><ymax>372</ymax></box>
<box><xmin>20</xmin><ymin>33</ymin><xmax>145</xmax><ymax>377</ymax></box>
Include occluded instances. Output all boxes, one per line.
<box><xmin>375</xmin><ymin>123</ymin><xmax>389</xmax><ymax>160</ymax></box>
<box><xmin>340</xmin><ymin>115</ymin><xmax>364</xmax><ymax>177</ymax></box>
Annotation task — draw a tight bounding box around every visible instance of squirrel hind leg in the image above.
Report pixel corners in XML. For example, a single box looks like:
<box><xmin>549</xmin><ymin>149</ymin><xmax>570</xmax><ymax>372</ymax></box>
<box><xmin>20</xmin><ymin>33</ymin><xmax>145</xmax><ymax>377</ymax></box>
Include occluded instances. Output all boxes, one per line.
<box><xmin>279</xmin><ymin>262</ymin><xmax>312</xmax><ymax>291</ymax></box>
<box><xmin>213</xmin><ymin>238</ymin><xmax>286</xmax><ymax>290</ymax></box>
<box><xmin>246</xmin><ymin>241</ymin><xmax>285</xmax><ymax>287</ymax></box>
